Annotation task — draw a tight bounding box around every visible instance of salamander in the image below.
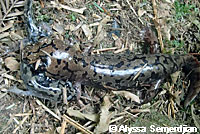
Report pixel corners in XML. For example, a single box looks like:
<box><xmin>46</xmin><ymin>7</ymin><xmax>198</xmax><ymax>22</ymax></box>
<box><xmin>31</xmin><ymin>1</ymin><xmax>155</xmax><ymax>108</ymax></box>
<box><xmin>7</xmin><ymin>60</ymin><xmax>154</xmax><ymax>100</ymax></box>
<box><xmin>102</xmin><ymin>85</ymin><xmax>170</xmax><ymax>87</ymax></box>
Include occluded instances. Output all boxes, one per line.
<box><xmin>11</xmin><ymin>0</ymin><xmax>199</xmax><ymax>107</ymax></box>
<box><xmin>20</xmin><ymin>38</ymin><xmax>199</xmax><ymax>105</ymax></box>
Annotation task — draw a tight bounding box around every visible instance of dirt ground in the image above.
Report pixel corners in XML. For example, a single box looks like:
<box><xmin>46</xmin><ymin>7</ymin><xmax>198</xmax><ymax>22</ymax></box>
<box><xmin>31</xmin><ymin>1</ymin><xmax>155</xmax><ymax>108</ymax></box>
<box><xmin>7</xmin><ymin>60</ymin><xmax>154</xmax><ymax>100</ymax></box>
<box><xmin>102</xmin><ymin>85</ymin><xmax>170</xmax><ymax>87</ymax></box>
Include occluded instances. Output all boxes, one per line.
<box><xmin>0</xmin><ymin>0</ymin><xmax>200</xmax><ymax>133</ymax></box>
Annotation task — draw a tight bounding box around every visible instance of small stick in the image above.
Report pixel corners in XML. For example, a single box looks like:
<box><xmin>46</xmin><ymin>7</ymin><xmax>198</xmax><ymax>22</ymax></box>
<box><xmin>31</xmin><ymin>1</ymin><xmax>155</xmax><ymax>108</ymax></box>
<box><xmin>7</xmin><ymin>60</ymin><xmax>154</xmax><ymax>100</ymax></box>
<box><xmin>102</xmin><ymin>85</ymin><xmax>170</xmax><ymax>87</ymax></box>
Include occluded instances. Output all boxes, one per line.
<box><xmin>126</xmin><ymin>0</ymin><xmax>143</xmax><ymax>24</ymax></box>
<box><xmin>92</xmin><ymin>47</ymin><xmax>118</xmax><ymax>53</ymax></box>
<box><xmin>133</xmin><ymin>63</ymin><xmax>147</xmax><ymax>81</ymax></box>
<box><xmin>63</xmin><ymin>114</ymin><xmax>93</xmax><ymax>134</ymax></box>
<box><xmin>39</xmin><ymin>0</ymin><xmax>44</xmax><ymax>8</ymax></box>
<box><xmin>12</xmin><ymin>114</ymin><xmax>30</xmax><ymax>133</ymax></box>
<box><xmin>36</xmin><ymin>99</ymin><xmax>61</xmax><ymax>120</ymax></box>
<box><xmin>51</xmin><ymin>1</ymin><xmax>86</xmax><ymax>14</ymax></box>
<box><xmin>60</xmin><ymin>119</ymin><xmax>67</xmax><ymax>134</ymax></box>
<box><xmin>152</xmin><ymin>0</ymin><xmax>164</xmax><ymax>53</ymax></box>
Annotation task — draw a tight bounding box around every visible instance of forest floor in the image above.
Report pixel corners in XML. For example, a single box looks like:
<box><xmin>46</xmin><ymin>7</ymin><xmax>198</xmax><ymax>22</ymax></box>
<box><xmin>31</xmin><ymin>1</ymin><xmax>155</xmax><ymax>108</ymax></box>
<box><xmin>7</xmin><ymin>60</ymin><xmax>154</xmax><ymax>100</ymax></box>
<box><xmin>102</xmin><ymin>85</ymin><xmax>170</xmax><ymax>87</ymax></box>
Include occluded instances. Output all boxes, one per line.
<box><xmin>0</xmin><ymin>0</ymin><xmax>200</xmax><ymax>133</ymax></box>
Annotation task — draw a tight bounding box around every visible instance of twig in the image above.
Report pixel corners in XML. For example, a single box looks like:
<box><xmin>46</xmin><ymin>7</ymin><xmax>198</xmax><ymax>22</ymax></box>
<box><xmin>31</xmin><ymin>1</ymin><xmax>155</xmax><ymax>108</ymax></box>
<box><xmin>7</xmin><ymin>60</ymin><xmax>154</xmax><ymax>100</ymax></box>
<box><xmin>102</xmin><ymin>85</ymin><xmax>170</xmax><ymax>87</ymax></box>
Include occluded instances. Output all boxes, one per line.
<box><xmin>12</xmin><ymin>113</ymin><xmax>30</xmax><ymax>133</ymax></box>
<box><xmin>133</xmin><ymin>63</ymin><xmax>147</xmax><ymax>81</ymax></box>
<box><xmin>126</xmin><ymin>0</ymin><xmax>143</xmax><ymax>24</ymax></box>
<box><xmin>62</xmin><ymin>87</ymin><xmax>68</xmax><ymax>105</ymax></box>
<box><xmin>114</xmin><ymin>48</ymin><xmax>128</xmax><ymax>54</ymax></box>
<box><xmin>36</xmin><ymin>99</ymin><xmax>61</xmax><ymax>120</ymax></box>
<box><xmin>0</xmin><ymin>0</ymin><xmax>19</xmax><ymax>25</ymax></box>
<box><xmin>92</xmin><ymin>47</ymin><xmax>118</xmax><ymax>53</ymax></box>
<box><xmin>189</xmin><ymin>53</ymin><xmax>200</xmax><ymax>56</ymax></box>
<box><xmin>39</xmin><ymin>0</ymin><xmax>44</xmax><ymax>8</ymax></box>
<box><xmin>14</xmin><ymin>113</ymin><xmax>32</xmax><ymax>116</ymax></box>
<box><xmin>152</xmin><ymin>0</ymin><xmax>164</xmax><ymax>53</ymax></box>
<box><xmin>51</xmin><ymin>1</ymin><xmax>86</xmax><ymax>14</ymax></box>
<box><xmin>63</xmin><ymin>114</ymin><xmax>93</xmax><ymax>134</ymax></box>
<box><xmin>61</xmin><ymin>119</ymin><xmax>67</xmax><ymax>134</ymax></box>
<box><xmin>0</xmin><ymin>20</ymin><xmax>14</xmax><ymax>33</ymax></box>
<box><xmin>168</xmin><ymin>83</ymin><xmax>176</xmax><ymax>119</ymax></box>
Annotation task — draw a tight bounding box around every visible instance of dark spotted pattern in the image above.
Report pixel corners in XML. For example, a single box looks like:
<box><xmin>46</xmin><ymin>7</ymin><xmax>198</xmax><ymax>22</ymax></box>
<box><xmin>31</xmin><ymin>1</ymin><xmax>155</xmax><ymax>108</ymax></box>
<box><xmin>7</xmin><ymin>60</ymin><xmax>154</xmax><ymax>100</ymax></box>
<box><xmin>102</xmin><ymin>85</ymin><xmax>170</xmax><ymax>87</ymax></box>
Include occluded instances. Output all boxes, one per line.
<box><xmin>20</xmin><ymin>0</ymin><xmax>199</xmax><ymax>105</ymax></box>
<box><xmin>21</xmin><ymin>38</ymin><xmax>199</xmax><ymax>103</ymax></box>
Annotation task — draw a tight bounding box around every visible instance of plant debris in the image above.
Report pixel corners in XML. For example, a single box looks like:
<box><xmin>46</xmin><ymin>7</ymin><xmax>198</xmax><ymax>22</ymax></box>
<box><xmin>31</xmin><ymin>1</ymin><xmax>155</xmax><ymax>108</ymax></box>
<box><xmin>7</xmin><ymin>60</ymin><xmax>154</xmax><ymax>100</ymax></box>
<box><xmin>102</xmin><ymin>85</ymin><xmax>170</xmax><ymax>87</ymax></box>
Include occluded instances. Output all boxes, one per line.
<box><xmin>0</xmin><ymin>0</ymin><xmax>199</xmax><ymax>133</ymax></box>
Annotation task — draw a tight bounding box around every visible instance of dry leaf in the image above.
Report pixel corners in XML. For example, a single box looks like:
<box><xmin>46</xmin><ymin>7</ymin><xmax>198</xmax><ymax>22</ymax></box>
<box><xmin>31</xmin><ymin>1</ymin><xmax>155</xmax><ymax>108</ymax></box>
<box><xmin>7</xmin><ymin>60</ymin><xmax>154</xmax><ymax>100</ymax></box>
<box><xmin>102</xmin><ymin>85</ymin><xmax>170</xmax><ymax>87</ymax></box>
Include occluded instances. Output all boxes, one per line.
<box><xmin>0</xmin><ymin>8</ymin><xmax>2</xmax><ymax>19</ymax></box>
<box><xmin>94</xmin><ymin>16</ymin><xmax>110</xmax><ymax>45</ymax></box>
<box><xmin>97</xmin><ymin>16</ymin><xmax>110</xmax><ymax>34</ymax></box>
<box><xmin>14</xmin><ymin>1</ymin><xmax>25</xmax><ymax>8</ymax></box>
<box><xmin>4</xmin><ymin>57</ymin><xmax>19</xmax><ymax>71</ymax></box>
<box><xmin>114</xmin><ymin>38</ymin><xmax>122</xmax><ymax>48</ymax></box>
<box><xmin>65</xmin><ymin>24</ymin><xmax>76</xmax><ymax>31</ymax></box>
<box><xmin>171</xmin><ymin>71</ymin><xmax>180</xmax><ymax>84</ymax></box>
<box><xmin>112</xmin><ymin>90</ymin><xmax>140</xmax><ymax>103</ymax></box>
<box><xmin>53</xmin><ymin>24</ymin><xmax>65</xmax><ymax>35</ymax></box>
<box><xmin>95</xmin><ymin>95</ymin><xmax>114</xmax><ymax>133</ymax></box>
<box><xmin>130</xmin><ymin>109</ymin><xmax>150</xmax><ymax>113</ymax></box>
<box><xmin>10</xmin><ymin>31</ymin><xmax>23</xmax><ymax>40</ymax></box>
<box><xmin>94</xmin><ymin>29</ymin><xmax>106</xmax><ymax>46</ymax></box>
<box><xmin>81</xmin><ymin>24</ymin><xmax>92</xmax><ymax>40</ymax></box>
<box><xmin>138</xmin><ymin>8</ymin><xmax>146</xmax><ymax>17</ymax></box>
<box><xmin>67</xmin><ymin>108</ymin><xmax>98</xmax><ymax>122</ymax></box>
<box><xmin>157</xmin><ymin>3</ymin><xmax>171</xmax><ymax>18</ymax></box>
<box><xmin>163</xmin><ymin>25</ymin><xmax>171</xmax><ymax>40</ymax></box>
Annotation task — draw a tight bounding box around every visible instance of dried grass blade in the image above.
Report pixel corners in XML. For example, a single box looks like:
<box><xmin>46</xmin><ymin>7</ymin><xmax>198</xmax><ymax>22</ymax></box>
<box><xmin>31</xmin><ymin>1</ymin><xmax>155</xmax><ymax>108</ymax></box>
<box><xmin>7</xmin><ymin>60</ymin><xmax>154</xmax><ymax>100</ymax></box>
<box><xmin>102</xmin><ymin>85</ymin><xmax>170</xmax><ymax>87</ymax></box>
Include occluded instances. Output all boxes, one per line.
<box><xmin>0</xmin><ymin>0</ymin><xmax>7</xmax><ymax>14</ymax></box>
<box><xmin>12</xmin><ymin>114</ymin><xmax>29</xmax><ymax>133</ymax></box>
<box><xmin>63</xmin><ymin>114</ymin><xmax>93</xmax><ymax>134</ymax></box>
<box><xmin>36</xmin><ymin>99</ymin><xmax>61</xmax><ymax>121</ymax></box>
<box><xmin>7</xmin><ymin>11</ymin><xmax>23</xmax><ymax>17</ymax></box>
<box><xmin>14</xmin><ymin>1</ymin><xmax>25</xmax><ymax>8</ymax></box>
<box><xmin>0</xmin><ymin>8</ymin><xmax>2</xmax><ymax>19</ymax></box>
<box><xmin>51</xmin><ymin>1</ymin><xmax>86</xmax><ymax>14</ymax></box>
<box><xmin>6</xmin><ymin>0</ymin><xmax>10</xmax><ymax>10</ymax></box>
<box><xmin>0</xmin><ymin>0</ymin><xmax>20</xmax><ymax>25</ymax></box>
<box><xmin>0</xmin><ymin>32</ymin><xmax>10</xmax><ymax>39</ymax></box>
<box><xmin>0</xmin><ymin>21</ymin><xmax>13</xmax><ymax>32</ymax></box>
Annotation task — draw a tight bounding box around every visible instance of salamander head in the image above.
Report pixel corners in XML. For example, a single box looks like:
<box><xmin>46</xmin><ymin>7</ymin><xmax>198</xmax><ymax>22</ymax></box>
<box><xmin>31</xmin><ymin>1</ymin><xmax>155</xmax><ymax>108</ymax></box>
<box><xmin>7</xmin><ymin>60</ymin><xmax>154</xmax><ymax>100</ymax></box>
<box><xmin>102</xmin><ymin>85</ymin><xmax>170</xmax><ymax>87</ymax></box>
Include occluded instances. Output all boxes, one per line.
<box><xmin>22</xmin><ymin>39</ymin><xmax>83</xmax><ymax>80</ymax></box>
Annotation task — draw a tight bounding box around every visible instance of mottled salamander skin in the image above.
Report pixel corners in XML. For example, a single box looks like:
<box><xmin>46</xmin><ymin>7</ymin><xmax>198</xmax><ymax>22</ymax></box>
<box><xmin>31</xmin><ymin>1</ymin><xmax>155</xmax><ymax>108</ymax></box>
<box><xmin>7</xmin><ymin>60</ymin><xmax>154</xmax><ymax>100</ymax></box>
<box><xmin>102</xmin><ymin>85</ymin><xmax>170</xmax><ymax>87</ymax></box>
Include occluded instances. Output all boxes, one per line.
<box><xmin>20</xmin><ymin>0</ymin><xmax>199</xmax><ymax>105</ymax></box>
<box><xmin>21</xmin><ymin>39</ymin><xmax>199</xmax><ymax>103</ymax></box>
